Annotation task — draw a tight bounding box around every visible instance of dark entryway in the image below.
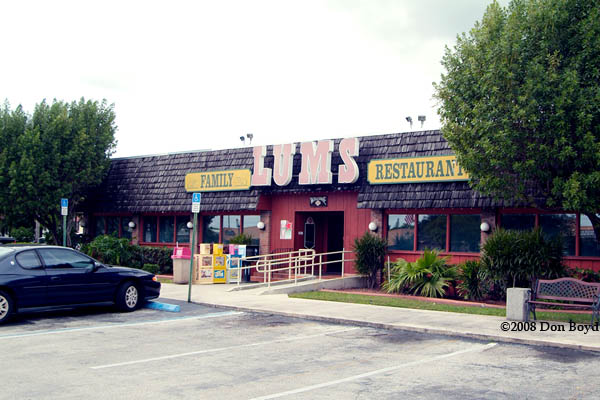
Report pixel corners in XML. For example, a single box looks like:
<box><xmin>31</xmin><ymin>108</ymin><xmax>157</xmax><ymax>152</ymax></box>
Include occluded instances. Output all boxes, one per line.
<box><xmin>294</xmin><ymin>211</ymin><xmax>344</xmax><ymax>275</ymax></box>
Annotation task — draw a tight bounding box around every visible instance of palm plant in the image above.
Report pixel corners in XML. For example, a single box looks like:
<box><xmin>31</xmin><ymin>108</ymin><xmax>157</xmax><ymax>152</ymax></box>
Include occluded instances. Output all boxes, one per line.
<box><xmin>457</xmin><ymin>260</ymin><xmax>489</xmax><ymax>301</ymax></box>
<box><xmin>383</xmin><ymin>249</ymin><xmax>456</xmax><ymax>298</ymax></box>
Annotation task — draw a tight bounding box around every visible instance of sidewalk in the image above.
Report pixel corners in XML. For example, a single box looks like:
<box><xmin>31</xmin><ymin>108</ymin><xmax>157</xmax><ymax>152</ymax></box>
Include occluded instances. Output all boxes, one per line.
<box><xmin>159</xmin><ymin>282</ymin><xmax>600</xmax><ymax>353</ymax></box>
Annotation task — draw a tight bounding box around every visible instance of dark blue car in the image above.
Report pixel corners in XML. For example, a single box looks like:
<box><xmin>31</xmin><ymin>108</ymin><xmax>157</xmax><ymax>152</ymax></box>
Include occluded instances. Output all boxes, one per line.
<box><xmin>0</xmin><ymin>245</ymin><xmax>161</xmax><ymax>324</ymax></box>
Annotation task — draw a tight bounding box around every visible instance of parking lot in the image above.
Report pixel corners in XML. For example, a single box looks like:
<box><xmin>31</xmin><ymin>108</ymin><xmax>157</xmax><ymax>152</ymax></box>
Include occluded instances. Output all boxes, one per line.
<box><xmin>1</xmin><ymin>298</ymin><xmax>599</xmax><ymax>399</ymax></box>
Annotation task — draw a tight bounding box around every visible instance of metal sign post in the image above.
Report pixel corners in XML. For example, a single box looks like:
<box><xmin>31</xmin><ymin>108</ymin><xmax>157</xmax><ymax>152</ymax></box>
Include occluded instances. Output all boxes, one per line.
<box><xmin>61</xmin><ymin>198</ymin><xmax>68</xmax><ymax>247</ymax></box>
<box><xmin>188</xmin><ymin>193</ymin><xmax>201</xmax><ymax>302</ymax></box>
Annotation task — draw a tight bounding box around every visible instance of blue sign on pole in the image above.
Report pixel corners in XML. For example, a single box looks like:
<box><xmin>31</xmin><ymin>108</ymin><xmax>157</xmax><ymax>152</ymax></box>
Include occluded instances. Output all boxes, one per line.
<box><xmin>61</xmin><ymin>198</ymin><xmax>68</xmax><ymax>208</ymax></box>
<box><xmin>192</xmin><ymin>193</ymin><xmax>202</xmax><ymax>204</ymax></box>
<box><xmin>191</xmin><ymin>193</ymin><xmax>201</xmax><ymax>213</ymax></box>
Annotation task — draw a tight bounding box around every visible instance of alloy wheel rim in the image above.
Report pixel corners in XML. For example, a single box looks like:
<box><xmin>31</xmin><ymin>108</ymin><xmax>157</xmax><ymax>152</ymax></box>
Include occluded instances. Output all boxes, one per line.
<box><xmin>0</xmin><ymin>296</ymin><xmax>8</xmax><ymax>318</ymax></box>
<box><xmin>125</xmin><ymin>286</ymin><xmax>138</xmax><ymax>308</ymax></box>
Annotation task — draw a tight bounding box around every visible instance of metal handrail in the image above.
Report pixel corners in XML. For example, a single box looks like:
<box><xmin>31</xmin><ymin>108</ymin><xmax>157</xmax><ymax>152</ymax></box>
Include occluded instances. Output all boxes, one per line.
<box><xmin>234</xmin><ymin>248</ymin><xmax>355</xmax><ymax>288</ymax></box>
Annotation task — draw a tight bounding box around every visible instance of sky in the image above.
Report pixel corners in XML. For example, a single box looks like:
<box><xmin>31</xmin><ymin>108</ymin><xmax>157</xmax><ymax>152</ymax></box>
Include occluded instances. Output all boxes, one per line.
<box><xmin>1</xmin><ymin>0</ymin><xmax>509</xmax><ymax>158</ymax></box>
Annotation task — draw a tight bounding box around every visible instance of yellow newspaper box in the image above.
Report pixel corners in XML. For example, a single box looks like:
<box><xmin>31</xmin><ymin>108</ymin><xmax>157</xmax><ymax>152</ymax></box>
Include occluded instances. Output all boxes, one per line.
<box><xmin>213</xmin><ymin>244</ymin><xmax>224</xmax><ymax>255</ymax></box>
<box><xmin>213</xmin><ymin>254</ymin><xmax>227</xmax><ymax>283</ymax></box>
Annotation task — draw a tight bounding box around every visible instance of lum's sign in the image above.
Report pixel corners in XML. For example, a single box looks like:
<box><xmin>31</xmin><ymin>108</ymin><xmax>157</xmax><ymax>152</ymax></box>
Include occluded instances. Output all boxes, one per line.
<box><xmin>185</xmin><ymin>169</ymin><xmax>251</xmax><ymax>192</ymax></box>
<box><xmin>251</xmin><ymin>138</ymin><xmax>360</xmax><ymax>186</ymax></box>
<box><xmin>368</xmin><ymin>155</ymin><xmax>469</xmax><ymax>184</ymax></box>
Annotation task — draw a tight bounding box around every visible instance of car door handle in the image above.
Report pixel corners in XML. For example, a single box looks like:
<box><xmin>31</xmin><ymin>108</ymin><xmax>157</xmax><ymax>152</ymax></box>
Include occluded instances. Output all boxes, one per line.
<box><xmin>50</xmin><ymin>276</ymin><xmax>61</xmax><ymax>281</ymax></box>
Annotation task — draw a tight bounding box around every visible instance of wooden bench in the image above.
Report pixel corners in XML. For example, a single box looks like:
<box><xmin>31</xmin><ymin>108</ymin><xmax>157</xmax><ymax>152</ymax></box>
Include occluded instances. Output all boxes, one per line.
<box><xmin>528</xmin><ymin>278</ymin><xmax>600</xmax><ymax>324</ymax></box>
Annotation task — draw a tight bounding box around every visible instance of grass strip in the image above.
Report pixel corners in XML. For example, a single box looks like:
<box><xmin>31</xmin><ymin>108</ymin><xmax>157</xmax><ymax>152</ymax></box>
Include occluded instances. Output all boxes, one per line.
<box><xmin>157</xmin><ymin>278</ymin><xmax>173</xmax><ymax>284</ymax></box>
<box><xmin>289</xmin><ymin>291</ymin><xmax>593</xmax><ymax>324</ymax></box>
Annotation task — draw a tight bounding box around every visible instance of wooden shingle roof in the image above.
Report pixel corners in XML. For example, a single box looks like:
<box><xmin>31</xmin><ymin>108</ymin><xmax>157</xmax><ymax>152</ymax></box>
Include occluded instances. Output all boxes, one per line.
<box><xmin>92</xmin><ymin>130</ymin><xmax>503</xmax><ymax>213</ymax></box>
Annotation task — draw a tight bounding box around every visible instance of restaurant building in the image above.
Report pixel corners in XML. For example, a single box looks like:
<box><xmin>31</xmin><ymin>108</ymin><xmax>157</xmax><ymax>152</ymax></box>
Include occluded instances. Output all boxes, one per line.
<box><xmin>88</xmin><ymin>130</ymin><xmax>600</xmax><ymax>273</ymax></box>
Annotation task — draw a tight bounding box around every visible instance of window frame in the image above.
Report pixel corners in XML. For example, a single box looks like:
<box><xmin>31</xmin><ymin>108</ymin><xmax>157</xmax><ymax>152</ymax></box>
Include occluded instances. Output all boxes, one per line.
<box><xmin>93</xmin><ymin>214</ymin><xmax>133</xmax><ymax>239</ymax></box>
<box><xmin>198</xmin><ymin>214</ymin><xmax>261</xmax><ymax>245</ymax></box>
<box><xmin>385</xmin><ymin>209</ymin><xmax>482</xmax><ymax>255</ymax></box>
<box><xmin>500</xmin><ymin>210</ymin><xmax>589</xmax><ymax>257</ymax></box>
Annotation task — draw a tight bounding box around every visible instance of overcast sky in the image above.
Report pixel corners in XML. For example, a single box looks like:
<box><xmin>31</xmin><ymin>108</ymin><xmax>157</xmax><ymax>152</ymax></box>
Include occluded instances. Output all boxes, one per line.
<box><xmin>1</xmin><ymin>0</ymin><xmax>508</xmax><ymax>157</ymax></box>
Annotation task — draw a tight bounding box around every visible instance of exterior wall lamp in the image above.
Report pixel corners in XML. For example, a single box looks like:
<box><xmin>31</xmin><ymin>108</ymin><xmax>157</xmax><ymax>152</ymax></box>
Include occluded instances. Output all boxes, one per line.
<box><xmin>257</xmin><ymin>221</ymin><xmax>265</xmax><ymax>230</ymax></box>
<box><xmin>128</xmin><ymin>221</ymin><xmax>136</xmax><ymax>229</ymax></box>
<box><xmin>187</xmin><ymin>221</ymin><xmax>194</xmax><ymax>229</ymax></box>
<box><xmin>480</xmin><ymin>222</ymin><xmax>490</xmax><ymax>232</ymax></box>
<box><xmin>368</xmin><ymin>221</ymin><xmax>378</xmax><ymax>232</ymax></box>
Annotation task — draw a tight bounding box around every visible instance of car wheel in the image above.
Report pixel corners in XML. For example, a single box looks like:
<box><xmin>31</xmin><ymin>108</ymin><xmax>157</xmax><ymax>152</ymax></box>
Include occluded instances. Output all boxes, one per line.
<box><xmin>116</xmin><ymin>282</ymin><xmax>140</xmax><ymax>312</ymax></box>
<box><xmin>0</xmin><ymin>290</ymin><xmax>14</xmax><ymax>324</ymax></box>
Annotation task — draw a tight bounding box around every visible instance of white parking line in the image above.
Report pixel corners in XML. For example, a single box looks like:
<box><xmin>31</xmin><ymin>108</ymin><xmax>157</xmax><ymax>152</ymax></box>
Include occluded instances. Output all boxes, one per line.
<box><xmin>249</xmin><ymin>343</ymin><xmax>499</xmax><ymax>400</ymax></box>
<box><xmin>0</xmin><ymin>311</ymin><xmax>243</xmax><ymax>340</ymax></box>
<box><xmin>91</xmin><ymin>327</ymin><xmax>361</xmax><ymax>369</ymax></box>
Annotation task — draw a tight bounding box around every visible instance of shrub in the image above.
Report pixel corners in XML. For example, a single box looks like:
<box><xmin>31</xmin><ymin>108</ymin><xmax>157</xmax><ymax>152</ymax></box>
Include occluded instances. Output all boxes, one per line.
<box><xmin>82</xmin><ymin>235</ymin><xmax>134</xmax><ymax>266</ymax></box>
<box><xmin>383</xmin><ymin>249</ymin><xmax>457</xmax><ymax>298</ymax></box>
<box><xmin>481</xmin><ymin>228</ymin><xmax>566</xmax><ymax>293</ymax></box>
<box><xmin>11</xmin><ymin>227</ymin><xmax>34</xmax><ymax>243</ymax></box>
<box><xmin>82</xmin><ymin>236</ymin><xmax>173</xmax><ymax>274</ymax></box>
<box><xmin>142</xmin><ymin>263</ymin><xmax>159</xmax><ymax>274</ymax></box>
<box><xmin>456</xmin><ymin>260</ymin><xmax>489</xmax><ymax>301</ymax></box>
<box><xmin>570</xmin><ymin>268</ymin><xmax>600</xmax><ymax>283</ymax></box>
<box><xmin>130</xmin><ymin>246</ymin><xmax>173</xmax><ymax>274</ymax></box>
<box><xmin>353</xmin><ymin>232</ymin><xmax>386</xmax><ymax>288</ymax></box>
<box><xmin>228</xmin><ymin>233</ymin><xmax>253</xmax><ymax>245</ymax></box>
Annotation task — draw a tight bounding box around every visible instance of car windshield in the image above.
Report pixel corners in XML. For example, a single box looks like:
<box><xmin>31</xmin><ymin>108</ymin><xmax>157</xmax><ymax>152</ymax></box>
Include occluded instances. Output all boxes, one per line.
<box><xmin>0</xmin><ymin>247</ymin><xmax>15</xmax><ymax>260</ymax></box>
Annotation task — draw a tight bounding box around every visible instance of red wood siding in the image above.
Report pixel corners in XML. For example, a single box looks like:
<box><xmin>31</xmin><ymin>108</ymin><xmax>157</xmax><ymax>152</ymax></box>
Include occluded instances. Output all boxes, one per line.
<box><xmin>269</xmin><ymin>192</ymin><xmax>371</xmax><ymax>274</ymax></box>
<box><xmin>387</xmin><ymin>251</ymin><xmax>480</xmax><ymax>265</ymax></box>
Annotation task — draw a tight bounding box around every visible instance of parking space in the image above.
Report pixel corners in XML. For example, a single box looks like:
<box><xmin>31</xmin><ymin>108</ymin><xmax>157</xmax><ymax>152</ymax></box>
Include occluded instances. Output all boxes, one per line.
<box><xmin>1</xmin><ymin>299</ymin><xmax>599</xmax><ymax>399</ymax></box>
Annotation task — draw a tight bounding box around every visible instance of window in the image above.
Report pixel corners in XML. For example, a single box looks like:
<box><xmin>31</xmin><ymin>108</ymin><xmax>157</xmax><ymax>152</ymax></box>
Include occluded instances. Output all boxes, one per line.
<box><xmin>95</xmin><ymin>216</ymin><xmax>106</xmax><ymax>237</ymax></box>
<box><xmin>501</xmin><ymin>214</ymin><xmax>535</xmax><ymax>231</ymax></box>
<box><xmin>417</xmin><ymin>215</ymin><xmax>446</xmax><ymax>251</ymax></box>
<box><xmin>450</xmin><ymin>215</ymin><xmax>480</xmax><ymax>253</ymax></box>
<box><xmin>243</xmin><ymin>215</ymin><xmax>261</xmax><ymax>246</ymax></box>
<box><xmin>203</xmin><ymin>216</ymin><xmax>220</xmax><ymax>243</ymax></box>
<box><xmin>121</xmin><ymin>218</ymin><xmax>132</xmax><ymax>239</ymax></box>
<box><xmin>95</xmin><ymin>216</ymin><xmax>132</xmax><ymax>239</ymax></box>
<box><xmin>107</xmin><ymin>217</ymin><xmax>120</xmax><ymax>236</ymax></box>
<box><xmin>539</xmin><ymin>214</ymin><xmax>576</xmax><ymax>256</ymax></box>
<box><xmin>16</xmin><ymin>250</ymin><xmax>43</xmax><ymax>269</ymax></box>
<box><xmin>38</xmin><ymin>248</ymin><xmax>93</xmax><ymax>269</ymax></box>
<box><xmin>304</xmin><ymin>217</ymin><xmax>315</xmax><ymax>249</ymax></box>
<box><xmin>159</xmin><ymin>216</ymin><xmax>174</xmax><ymax>243</ymax></box>
<box><xmin>222</xmin><ymin>215</ymin><xmax>241</xmax><ymax>244</ymax></box>
<box><xmin>580</xmin><ymin>214</ymin><xmax>600</xmax><ymax>257</ymax></box>
<box><xmin>176</xmin><ymin>216</ymin><xmax>191</xmax><ymax>243</ymax></box>
<box><xmin>143</xmin><ymin>217</ymin><xmax>158</xmax><ymax>243</ymax></box>
<box><xmin>387</xmin><ymin>214</ymin><xmax>414</xmax><ymax>250</ymax></box>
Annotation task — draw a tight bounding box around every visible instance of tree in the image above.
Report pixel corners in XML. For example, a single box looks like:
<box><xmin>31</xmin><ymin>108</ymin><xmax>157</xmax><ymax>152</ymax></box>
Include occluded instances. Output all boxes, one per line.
<box><xmin>353</xmin><ymin>232</ymin><xmax>387</xmax><ymax>288</ymax></box>
<box><xmin>0</xmin><ymin>99</ymin><xmax>117</xmax><ymax>244</ymax></box>
<box><xmin>434</xmin><ymin>0</ymin><xmax>600</xmax><ymax>236</ymax></box>
<box><xmin>0</xmin><ymin>103</ymin><xmax>31</xmax><ymax>231</ymax></box>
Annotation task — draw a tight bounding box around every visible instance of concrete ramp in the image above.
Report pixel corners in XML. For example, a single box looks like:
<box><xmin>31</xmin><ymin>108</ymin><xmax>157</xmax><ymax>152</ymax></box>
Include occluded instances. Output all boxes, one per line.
<box><xmin>258</xmin><ymin>275</ymin><xmax>366</xmax><ymax>295</ymax></box>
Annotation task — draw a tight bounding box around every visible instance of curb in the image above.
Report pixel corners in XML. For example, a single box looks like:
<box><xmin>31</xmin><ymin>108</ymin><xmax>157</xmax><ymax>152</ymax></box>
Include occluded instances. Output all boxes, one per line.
<box><xmin>188</xmin><ymin>300</ymin><xmax>600</xmax><ymax>354</ymax></box>
<box><xmin>144</xmin><ymin>301</ymin><xmax>181</xmax><ymax>312</ymax></box>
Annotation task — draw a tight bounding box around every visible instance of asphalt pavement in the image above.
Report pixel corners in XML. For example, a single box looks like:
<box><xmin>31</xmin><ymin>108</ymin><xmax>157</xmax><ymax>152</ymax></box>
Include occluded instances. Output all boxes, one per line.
<box><xmin>160</xmin><ymin>282</ymin><xmax>600</xmax><ymax>353</ymax></box>
<box><xmin>1</xmin><ymin>298</ymin><xmax>599</xmax><ymax>399</ymax></box>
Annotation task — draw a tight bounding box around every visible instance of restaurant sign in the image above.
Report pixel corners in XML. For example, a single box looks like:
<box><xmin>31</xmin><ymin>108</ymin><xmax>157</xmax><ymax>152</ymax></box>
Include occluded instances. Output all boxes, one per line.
<box><xmin>367</xmin><ymin>155</ymin><xmax>469</xmax><ymax>184</ymax></box>
<box><xmin>185</xmin><ymin>169</ymin><xmax>252</xmax><ymax>192</ymax></box>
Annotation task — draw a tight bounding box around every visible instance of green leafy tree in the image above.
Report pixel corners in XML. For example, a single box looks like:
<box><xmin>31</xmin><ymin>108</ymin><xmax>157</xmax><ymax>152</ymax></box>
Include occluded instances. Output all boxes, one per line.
<box><xmin>434</xmin><ymin>0</ymin><xmax>600</xmax><ymax>236</ymax></box>
<box><xmin>0</xmin><ymin>103</ymin><xmax>31</xmax><ymax>230</ymax></box>
<box><xmin>0</xmin><ymin>99</ymin><xmax>117</xmax><ymax>244</ymax></box>
<box><xmin>353</xmin><ymin>232</ymin><xmax>387</xmax><ymax>288</ymax></box>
